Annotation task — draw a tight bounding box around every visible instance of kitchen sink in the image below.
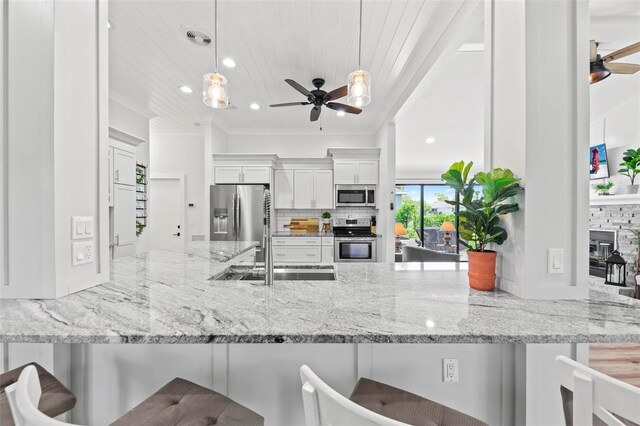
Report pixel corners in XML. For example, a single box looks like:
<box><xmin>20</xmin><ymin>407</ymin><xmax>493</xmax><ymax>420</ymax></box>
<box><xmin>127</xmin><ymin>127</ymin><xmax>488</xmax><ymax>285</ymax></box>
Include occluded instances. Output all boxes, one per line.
<box><xmin>210</xmin><ymin>265</ymin><xmax>336</xmax><ymax>281</ymax></box>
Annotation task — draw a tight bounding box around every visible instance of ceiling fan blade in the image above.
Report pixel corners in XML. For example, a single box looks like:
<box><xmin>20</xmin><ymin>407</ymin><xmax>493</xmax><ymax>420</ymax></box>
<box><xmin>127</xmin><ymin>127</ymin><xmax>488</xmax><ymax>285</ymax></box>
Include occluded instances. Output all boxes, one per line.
<box><xmin>310</xmin><ymin>106</ymin><xmax>321</xmax><ymax>122</ymax></box>
<box><xmin>590</xmin><ymin>40</ymin><xmax>597</xmax><ymax>62</ymax></box>
<box><xmin>325</xmin><ymin>102</ymin><xmax>362</xmax><ymax>115</ymax></box>
<box><xmin>607</xmin><ymin>63</ymin><xmax>640</xmax><ymax>74</ymax></box>
<box><xmin>270</xmin><ymin>102</ymin><xmax>310</xmax><ymax>107</ymax></box>
<box><xmin>602</xmin><ymin>41</ymin><xmax>640</xmax><ymax>63</ymax></box>
<box><xmin>324</xmin><ymin>85</ymin><xmax>348</xmax><ymax>101</ymax></box>
<box><xmin>285</xmin><ymin>79</ymin><xmax>313</xmax><ymax>99</ymax></box>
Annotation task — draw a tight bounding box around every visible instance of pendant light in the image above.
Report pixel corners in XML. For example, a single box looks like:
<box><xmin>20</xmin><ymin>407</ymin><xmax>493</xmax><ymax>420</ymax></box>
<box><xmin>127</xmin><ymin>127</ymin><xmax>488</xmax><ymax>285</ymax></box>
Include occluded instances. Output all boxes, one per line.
<box><xmin>203</xmin><ymin>0</ymin><xmax>228</xmax><ymax>108</ymax></box>
<box><xmin>347</xmin><ymin>0</ymin><xmax>371</xmax><ymax>108</ymax></box>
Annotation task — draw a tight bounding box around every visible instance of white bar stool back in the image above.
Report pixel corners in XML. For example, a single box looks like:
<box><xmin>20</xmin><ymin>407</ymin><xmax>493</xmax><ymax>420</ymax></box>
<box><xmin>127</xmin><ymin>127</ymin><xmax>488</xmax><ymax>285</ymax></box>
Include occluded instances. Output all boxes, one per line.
<box><xmin>556</xmin><ymin>355</ymin><xmax>640</xmax><ymax>426</ymax></box>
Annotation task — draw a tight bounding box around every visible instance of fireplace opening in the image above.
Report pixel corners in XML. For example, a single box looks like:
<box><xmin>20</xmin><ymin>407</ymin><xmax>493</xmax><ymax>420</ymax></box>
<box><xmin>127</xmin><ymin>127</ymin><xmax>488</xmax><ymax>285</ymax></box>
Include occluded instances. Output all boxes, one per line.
<box><xmin>589</xmin><ymin>229</ymin><xmax>617</xmax><ymax>278</ymax></box>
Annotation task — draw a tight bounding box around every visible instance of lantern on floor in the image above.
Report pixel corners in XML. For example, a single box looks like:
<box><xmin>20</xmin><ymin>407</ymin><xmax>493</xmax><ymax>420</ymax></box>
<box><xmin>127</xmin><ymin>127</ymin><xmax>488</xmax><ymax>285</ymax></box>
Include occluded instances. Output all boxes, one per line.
<box><xmin>604</xmin><ymin>250</ymin><xmax>626</xmax><ymax>286</ymax></box>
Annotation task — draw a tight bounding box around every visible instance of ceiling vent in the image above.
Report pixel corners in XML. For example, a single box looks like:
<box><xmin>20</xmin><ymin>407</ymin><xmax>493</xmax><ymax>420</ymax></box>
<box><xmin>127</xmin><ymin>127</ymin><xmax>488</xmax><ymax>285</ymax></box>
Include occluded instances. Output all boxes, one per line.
<box><xmin>185</xmin><ymin>29</ymin><xmax>212</xmax><ymax>46</ymax></box>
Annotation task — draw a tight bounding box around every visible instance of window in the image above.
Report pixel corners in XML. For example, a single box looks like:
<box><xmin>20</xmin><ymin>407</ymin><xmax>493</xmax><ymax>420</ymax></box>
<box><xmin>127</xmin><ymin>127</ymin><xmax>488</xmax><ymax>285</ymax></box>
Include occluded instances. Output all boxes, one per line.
<box><xmin>395</xmin><ymin>184</ymin><xmax>458</xmax><ymax>253</ymax></box>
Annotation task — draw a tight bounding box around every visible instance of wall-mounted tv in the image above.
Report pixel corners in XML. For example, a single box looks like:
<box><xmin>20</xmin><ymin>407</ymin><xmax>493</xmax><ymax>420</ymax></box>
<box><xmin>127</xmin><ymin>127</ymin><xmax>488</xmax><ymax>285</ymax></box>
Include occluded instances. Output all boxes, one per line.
<box><xmin>590</xmin><ymin>143</ymin><xmax>610</xmax><ymax>180</ymax></box>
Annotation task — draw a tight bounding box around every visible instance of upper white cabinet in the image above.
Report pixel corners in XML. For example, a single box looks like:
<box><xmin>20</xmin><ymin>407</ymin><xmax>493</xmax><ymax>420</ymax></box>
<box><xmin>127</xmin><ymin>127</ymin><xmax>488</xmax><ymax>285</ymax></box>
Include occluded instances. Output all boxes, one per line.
<box><xmin>113</xmin><ymin>148</ymin><xmax>136</xmax><ymax>186</ymax></box>
<box><xmin>276</xmin><ymin>169</ymin><xmax>334</xmax><ymax>210</ymax></box>
<box><xmin>334</xmin><ymin>160</ymin><xmax>378</xmax><ymax>185</ymax></box>
<box><xmin>294</xmin><ymin>170</ymin><xmax>314</xmax><ymax>209</ymax></box>
<box><xmin>214</xmin><ymin>166</ymin><xmax>271</xmax><ymax>184</ymax></box>
<box><xmin>313</xmin><ymin>170</ymin><xmax>334</xmax><ymax>208</ymax></box>
<box><xmin>274</xmin><ymin>170</ymin><xmax>294</xmax><ymax>209</ymax></box>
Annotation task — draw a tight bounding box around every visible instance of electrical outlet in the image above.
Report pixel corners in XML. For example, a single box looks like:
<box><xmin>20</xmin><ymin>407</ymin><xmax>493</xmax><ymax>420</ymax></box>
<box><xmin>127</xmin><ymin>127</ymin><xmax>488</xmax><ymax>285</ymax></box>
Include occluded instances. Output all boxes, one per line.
<box><xmin>443</xmin><ymin>358</ymin><xmax>459</xmax><ymax>383</ymax></box>
<box><xmin>72</xmin><ymin>241</ymin><xmax>94</xmax><ymax>266</ymax></box>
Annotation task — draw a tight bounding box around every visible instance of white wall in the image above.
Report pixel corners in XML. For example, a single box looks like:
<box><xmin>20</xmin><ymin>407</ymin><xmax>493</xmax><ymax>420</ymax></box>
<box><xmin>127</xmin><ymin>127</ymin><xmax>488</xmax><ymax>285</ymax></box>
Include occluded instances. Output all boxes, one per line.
<box><xmin>150</xmin><ymin>132</ymin><xmax>206</xmax><ymax>242</ymax></box>
<box><xmin>1</xmin><ymin>0</ymin><xmax>109</xmax><ymax>298</ymax></box>
<box><xmin>226</xmin><ymin>134</ymin><xmax>375</xmax><ymax>158</ymax></box>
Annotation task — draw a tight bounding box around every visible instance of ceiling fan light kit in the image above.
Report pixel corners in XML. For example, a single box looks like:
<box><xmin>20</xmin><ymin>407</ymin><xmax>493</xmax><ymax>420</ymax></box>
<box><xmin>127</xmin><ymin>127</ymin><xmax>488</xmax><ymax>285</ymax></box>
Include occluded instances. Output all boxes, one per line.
<box><xmin>589</xmin><ymin>40</ymin><xmax>640</xmax><ymax>85</ymax></box>
<box><xmin>203</xmin><ymin>0</ymin><xmax>228</xmax><ymax>108</ymax></box>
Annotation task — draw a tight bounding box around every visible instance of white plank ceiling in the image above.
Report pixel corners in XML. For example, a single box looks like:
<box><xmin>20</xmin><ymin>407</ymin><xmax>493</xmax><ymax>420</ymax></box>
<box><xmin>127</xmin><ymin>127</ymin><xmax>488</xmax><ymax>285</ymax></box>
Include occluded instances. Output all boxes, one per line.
<box><xmin>108</xmin><ymin>0</ymin><xmax>447</xmax><ymax>133</ymax></box>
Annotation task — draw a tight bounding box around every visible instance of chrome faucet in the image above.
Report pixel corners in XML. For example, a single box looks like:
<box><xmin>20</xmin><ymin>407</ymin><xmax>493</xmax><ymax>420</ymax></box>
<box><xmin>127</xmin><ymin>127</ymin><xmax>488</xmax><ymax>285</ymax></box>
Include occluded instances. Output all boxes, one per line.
<box><xmin>263</xmin><ymin>189</ymin><xmax>274</xmax><ymax>286</ymax></box>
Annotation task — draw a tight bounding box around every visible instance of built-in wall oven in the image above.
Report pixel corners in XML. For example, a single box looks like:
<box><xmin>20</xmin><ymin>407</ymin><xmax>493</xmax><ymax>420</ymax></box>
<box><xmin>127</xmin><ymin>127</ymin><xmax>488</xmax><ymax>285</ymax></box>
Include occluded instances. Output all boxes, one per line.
<box><xmin>335</xmin><ymin>185</ymin><xmax>375</xmax><ymax>207</ymax></box>
<box><xmin>333</xmin><ymin>218</ymin><xmax>377</xmax><ymax>262</ymax></box>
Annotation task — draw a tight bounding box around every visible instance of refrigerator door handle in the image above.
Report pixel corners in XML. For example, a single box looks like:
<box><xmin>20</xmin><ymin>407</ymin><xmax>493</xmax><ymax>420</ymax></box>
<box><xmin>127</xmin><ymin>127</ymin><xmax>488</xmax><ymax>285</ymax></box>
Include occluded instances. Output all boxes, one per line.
<box><xmin>237</xmin><ymin>196</ymin><xmax>241</xmax><ymax>238</ymax></box>
<box><xmin>232</xmin><ymin>192</ymin><xmax>238</xmax><ymax>240</ymax></box>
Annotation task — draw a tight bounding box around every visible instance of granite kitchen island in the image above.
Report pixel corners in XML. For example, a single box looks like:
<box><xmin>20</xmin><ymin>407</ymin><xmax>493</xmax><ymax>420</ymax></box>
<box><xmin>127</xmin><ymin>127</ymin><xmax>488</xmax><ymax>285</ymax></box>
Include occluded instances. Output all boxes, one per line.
<box><xmin>1</xmin><ymin>242</ymin><xmax>638</xmax><ymax>425</ymax></box>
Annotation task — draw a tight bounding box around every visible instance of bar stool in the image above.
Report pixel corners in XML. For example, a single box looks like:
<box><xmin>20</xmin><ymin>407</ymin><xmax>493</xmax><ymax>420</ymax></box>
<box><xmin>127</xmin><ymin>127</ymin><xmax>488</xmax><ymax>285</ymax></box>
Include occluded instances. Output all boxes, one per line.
<box><xmin>6</xmin><ymin>365</ymin><xmax>264</xmax><ymax>426</ymax></box>
<box><xmin>1</xmin><ymin>363</ymin><xmax>76</xmax><ymax>426</ymax></box>
<box><xmin>556</xmin><ymin>355</ymin><xmax>640</xmax><ymax>426</ymax></box>
<box><xmin>300</xmin><ymin>365</ymin><xmax>487</xmax><ymax>426</ymax></box>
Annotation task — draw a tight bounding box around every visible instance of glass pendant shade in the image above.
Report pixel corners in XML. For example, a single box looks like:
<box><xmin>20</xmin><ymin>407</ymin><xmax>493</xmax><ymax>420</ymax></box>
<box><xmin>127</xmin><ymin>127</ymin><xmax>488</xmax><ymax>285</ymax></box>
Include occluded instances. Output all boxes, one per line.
<box><xmin>347</xmin><ymin>70</ymin><xmax>371</xmax><ymax>107</ymax></box>
<box><xmin>203</xmin><ymin>72</ymin><xmax>228</xmax><ymax>108</ymax></box>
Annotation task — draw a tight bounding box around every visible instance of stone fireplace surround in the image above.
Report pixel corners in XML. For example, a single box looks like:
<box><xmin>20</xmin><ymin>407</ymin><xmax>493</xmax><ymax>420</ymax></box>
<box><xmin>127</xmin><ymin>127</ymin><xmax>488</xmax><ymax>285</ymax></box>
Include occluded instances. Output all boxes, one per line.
<box><xmin>589</xmin><ymin>204</ymin><xmax>640</xmax><ymax>286</ymax></box>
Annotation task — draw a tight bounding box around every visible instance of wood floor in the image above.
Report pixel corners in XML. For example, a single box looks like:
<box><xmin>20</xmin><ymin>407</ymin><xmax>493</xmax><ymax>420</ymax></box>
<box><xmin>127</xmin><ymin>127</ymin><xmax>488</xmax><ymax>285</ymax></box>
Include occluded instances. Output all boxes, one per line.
<box><xmin>590</xmin><ymin>343</ymin><xmax>640</xmax><ymax>387</ymax></box>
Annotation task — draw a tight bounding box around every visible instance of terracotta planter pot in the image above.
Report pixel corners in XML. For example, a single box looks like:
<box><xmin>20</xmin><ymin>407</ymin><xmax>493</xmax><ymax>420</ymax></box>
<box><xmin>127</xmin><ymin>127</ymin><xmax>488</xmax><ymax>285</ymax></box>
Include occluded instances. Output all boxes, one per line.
<box><xmin>467</xmin><ymin>251</ymin><xmax>497</xmax><ymax>291</ymax></box>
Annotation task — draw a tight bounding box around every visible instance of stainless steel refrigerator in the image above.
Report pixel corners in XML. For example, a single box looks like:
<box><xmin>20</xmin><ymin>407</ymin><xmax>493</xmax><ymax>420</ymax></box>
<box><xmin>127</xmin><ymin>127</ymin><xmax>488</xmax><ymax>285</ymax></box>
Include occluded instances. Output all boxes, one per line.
<box><xmin>210</xmin><ymin>185</ymin><xmax>266</xmax><ymax>259</ymax></box>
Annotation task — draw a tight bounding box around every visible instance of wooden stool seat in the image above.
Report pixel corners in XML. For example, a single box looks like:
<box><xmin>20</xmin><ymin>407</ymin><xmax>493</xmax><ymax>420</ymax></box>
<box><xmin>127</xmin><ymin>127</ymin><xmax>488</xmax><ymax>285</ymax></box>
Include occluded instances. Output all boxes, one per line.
<box><xmin>111</xmin><ymin>378</ymin><xmax>264</xmax><ymax>426</ymax></box>
<box><xmin>1</xmin><ymin>362</ymin><xmax>76</xmax><ymax>426</ymax></box>
<box><xmin>349</xmin><ymin>378</ymin><xmax>487</xmax><ymax>426</ymax></box>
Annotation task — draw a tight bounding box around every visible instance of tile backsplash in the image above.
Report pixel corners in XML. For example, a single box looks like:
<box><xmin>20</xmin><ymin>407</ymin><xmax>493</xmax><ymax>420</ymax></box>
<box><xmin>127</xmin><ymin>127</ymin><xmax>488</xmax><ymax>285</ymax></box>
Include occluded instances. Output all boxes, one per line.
<box><xmin>276</xmin><ymin>208</ymin><xmax>377</xmax><ymax>232</ymax></box>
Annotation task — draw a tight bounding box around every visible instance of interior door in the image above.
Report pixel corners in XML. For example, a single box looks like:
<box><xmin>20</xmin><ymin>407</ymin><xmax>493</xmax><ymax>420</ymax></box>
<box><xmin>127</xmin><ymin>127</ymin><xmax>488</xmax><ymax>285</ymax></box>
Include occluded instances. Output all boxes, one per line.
<box><xmin>274</xmin><ymin>170</ymin><xmax>294</xmax><ymax>209</ymax></box>
<box><xmin>294</xmin><ymin>170</ymin><xmax>313</xmax><ymax>209</ymax></box>
<box><xmin>313</xmin><ymin>170</ymin><xmax>333</xmax><ymax>209</ymax></box>
<box><xmin>149</xmin><ymin>178</ymin><xmax>183</xmax><ymax>249</ymax></box>
<box><xmin>113</xmin><ymin>184</ymin><xmax>136</xmax><ymax>258</ymax></box>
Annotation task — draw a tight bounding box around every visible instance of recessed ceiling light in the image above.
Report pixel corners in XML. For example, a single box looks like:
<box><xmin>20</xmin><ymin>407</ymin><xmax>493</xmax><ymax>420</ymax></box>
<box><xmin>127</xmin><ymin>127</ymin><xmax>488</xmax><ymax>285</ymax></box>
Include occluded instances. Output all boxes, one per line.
<box><xmin>336</xmin><ymin>110</ymin><xmax>346</xmax><ymax>117</ymax></box>
<box><xmin>249</xmin><ymin>103</ymin><xmax>260</xmax><ymax>110</ymax></box>
<box><xmin>425</xmin><ymin>137</ymin><xmax>435</xmax><ymax>144</ymax></box>
<box><xmin>179</xmin><ymin>85</ymin><xmax>193</xmax><ymax>94</ymax></box>
<box><xmin>222</xmin><ymin>58</ymin><xmax>236</xmax><ymax>68</ymax></box>
<box><xmin>107</xmin><ymin>21</ymin><xmax>112</xmax><ymax>29</ymax></box>
<box><xmin>426</xmin><ymin>319</ymin><xmax>435</xmax><ymax>328</ymax></box>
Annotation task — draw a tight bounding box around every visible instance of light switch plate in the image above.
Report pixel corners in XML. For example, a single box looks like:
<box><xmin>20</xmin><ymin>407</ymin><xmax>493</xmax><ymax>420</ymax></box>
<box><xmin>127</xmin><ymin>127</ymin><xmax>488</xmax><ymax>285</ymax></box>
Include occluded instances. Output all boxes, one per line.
<box><xmin>72</xmin><ymin>216</ymin><xmax>94</xmax><ymax>239</ymax></box>
<box><xmin>547</xmin><ymin>248</ymin><xmax>565</xmax><ymax>274</ymax></box>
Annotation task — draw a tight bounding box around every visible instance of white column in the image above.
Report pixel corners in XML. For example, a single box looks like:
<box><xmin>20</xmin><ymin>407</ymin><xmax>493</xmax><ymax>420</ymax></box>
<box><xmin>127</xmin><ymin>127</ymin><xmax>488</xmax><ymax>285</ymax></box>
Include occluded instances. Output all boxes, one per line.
<box><xmin>487</xmin><ymin>0</ymin><xmax>590</xmax><ymax>299</ymax></box>
<box><xmin>376</xmin><ymin>123</ymin><xmax>397</xmax><ymax>263</ymax></box>
<box><xmin>1</xmin><ymin>0</ymin><xmax>109</xmax><ymax>298</ymax></box>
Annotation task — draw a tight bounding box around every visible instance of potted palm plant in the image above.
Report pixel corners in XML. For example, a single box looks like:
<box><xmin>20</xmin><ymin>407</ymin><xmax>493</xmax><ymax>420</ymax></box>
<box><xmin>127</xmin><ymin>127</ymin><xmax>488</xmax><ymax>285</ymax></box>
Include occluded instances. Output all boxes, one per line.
<box><xmin>618</xmin><ymin>147</ymin><xmax>640</xmax><ymax>194</ymax></box>
<box><xmin>592</xmin><ymin>181</ymin><xmax>614</xmax><ymax>196</ymax></box>
<box><xmin>442</xmin><ymin>161</ymin><xmax>524</xmax><ymax>291</ymax></box>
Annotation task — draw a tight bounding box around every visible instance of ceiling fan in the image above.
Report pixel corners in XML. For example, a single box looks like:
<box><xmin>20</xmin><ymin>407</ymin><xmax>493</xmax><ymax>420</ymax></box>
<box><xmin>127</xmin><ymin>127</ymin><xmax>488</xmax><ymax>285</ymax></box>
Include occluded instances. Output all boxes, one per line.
<box><xmin>270</xmin><ymin>78</ymin><xmax>362</xmax><ymax>121</ymax></box>
<box><xmin>590</xmin><ymin>40</ymin><xmax>640</xmax><ymax>84</ymax></box>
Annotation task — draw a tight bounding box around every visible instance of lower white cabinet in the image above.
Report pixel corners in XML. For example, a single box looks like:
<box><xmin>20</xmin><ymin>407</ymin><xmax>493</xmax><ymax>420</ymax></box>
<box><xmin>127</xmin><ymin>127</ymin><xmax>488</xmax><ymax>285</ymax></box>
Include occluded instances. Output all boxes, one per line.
<box><xmin>272</xmin><ymin>236</ymin><xmax>333</xmax><ymax>263</ymax></box>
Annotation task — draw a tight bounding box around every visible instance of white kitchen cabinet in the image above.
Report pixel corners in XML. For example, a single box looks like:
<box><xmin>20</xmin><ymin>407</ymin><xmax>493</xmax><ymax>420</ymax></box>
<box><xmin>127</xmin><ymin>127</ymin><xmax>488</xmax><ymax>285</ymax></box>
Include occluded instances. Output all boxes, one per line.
<box><xmin>242</xmin><ymin>166</ymin><xmax>271</xmax><ymax>183</ymax></box>
<box><xmin>112</xmin><ymin>184</ymin><xmax>136</xmax><ymax>258</ymax></box>
<box><xmin>334</xmin><ymin>160</ymin><xmax>357</xmax><ymax>184</ymax></box>
<box><xmin>356</xmin><ymin>160</ymin><xmax>378</xmax><ymax>184</ymax></box>
<box><xmin>113</xmin><ymin>148</ymin><xmax>136</xmax><ymax>186</ymax></box>
<box><xmin>272</xmin><ymin>237</ymin><xmax>320</xmax><ymax>246</ymax></box>
<box><xmin>214</xmin><ymin>166</ymin><xmax>270</xmax><ymax>184</ymax></box>
<box><xmin>273</xmin><ymin>246</ymin><xmax>322</xmax><ymax>263</ymax></box>
<box><xmin>322</xmin><ymin>246</ymin><xmax>334</xmax><ymax>264</ymax></box>
<box><xmin>274</xmin><ymin>170</ymin><xmax>294</xmax><ymax>209</ymax></box>
<box><xmin>333</xmin><ymin>160</ymin><xmax>378</xmax><ymax>185</ymax></box>
<box><xmin>214</xmin><ymin>166</ymin><xmax>243</xmax><ymax>184</ymax></box>
<box><xmin>313</xmin><ymin>170</ymin><xmax>333</xmax><ymax>209</ymax></box>
<box><xmin>294</xmin><ymin>170</ymin><xmax>314</xmax><ymax>209</ymax></box>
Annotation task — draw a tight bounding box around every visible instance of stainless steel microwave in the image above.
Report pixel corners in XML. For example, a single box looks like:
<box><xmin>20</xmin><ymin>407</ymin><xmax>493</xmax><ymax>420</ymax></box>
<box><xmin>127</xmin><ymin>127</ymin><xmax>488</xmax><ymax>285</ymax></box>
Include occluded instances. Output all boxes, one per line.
<box><xmin>335</xmin><ymin>185</ymin><xmax>376</xmax><ymax>207</ymax></box>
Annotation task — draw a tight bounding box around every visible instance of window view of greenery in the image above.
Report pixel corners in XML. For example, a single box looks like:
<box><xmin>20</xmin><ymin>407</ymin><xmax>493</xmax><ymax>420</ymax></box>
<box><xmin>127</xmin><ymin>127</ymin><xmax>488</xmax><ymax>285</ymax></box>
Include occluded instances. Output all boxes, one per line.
<box><xmin>395</xmin><ymin>185</ymin><xmax>457</xmax><ymax>250</ymax></box>
<box><xmin>395</xmin><ymin>185</ymin><xmax>483</xmax><ymax>254</ymax></box>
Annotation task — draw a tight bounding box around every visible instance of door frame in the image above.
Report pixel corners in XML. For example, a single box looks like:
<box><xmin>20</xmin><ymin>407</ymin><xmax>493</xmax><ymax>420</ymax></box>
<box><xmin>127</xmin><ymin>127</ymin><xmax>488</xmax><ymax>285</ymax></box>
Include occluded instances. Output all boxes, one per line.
<box><xmin>149</xmin><ymin>173</ymin><xmax>186</xmax><ymax>244</ymax></box>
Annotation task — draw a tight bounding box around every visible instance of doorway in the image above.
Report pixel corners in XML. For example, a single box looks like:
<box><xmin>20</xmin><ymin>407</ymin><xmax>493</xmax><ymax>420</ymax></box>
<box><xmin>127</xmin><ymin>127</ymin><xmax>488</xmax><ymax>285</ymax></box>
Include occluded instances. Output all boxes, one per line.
<box><xmin>149</xmin><ymin>174</ymin><xmax>185</xmax><ymax>250</ymax></box>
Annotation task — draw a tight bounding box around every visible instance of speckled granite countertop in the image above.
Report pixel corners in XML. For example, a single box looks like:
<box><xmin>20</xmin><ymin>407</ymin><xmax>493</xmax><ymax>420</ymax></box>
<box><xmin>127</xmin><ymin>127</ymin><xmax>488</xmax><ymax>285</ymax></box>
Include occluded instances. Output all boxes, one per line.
<box><xmin>1</xmin><ymin>244</ymin><xmax>638</xmax><ymax>344</ymax></box>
